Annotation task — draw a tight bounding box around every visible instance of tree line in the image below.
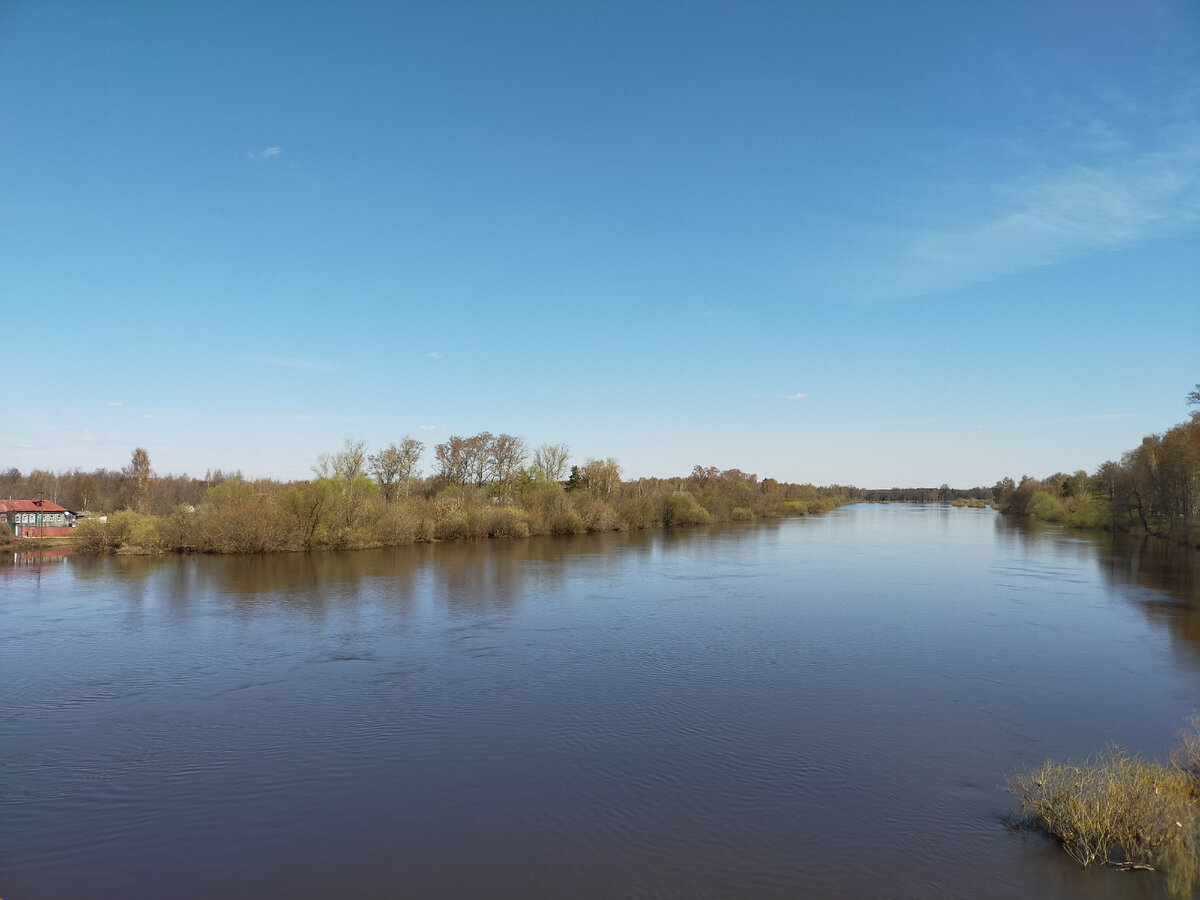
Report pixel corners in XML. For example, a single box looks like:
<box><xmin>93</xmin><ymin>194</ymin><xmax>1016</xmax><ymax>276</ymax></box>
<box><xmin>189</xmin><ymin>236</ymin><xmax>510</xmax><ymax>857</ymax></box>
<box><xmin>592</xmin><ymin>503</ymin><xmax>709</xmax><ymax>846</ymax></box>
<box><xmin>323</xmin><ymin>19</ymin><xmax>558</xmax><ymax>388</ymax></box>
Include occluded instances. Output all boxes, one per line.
<box><xmin>992</xmin><ymin>385</ymin><xmax>1200</xmax><ymax>546</ymax></box>
<box><xmin>3</xmin><ymin>434</ymin><xmax>852</xmax><ymax>553</ymax></box>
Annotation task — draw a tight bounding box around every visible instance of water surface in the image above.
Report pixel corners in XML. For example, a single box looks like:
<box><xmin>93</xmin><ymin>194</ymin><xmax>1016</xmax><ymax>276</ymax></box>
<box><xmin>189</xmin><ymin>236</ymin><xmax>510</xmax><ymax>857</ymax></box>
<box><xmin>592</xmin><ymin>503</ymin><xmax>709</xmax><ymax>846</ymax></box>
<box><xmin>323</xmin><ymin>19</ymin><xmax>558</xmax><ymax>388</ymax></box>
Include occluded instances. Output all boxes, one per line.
<box><xmin>3</xmin><ymin>505</ymin><xmax>1199</xmax><ymax>898</ymax></box>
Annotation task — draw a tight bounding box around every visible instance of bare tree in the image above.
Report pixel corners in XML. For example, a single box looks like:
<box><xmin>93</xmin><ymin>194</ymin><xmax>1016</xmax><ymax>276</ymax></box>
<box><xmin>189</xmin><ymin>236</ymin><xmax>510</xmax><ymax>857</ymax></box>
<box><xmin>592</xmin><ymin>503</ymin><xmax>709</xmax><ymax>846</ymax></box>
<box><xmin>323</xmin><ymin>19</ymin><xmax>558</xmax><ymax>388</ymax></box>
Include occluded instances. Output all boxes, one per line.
<box><xmin>335</xmin><ymin>439</ymin><xmax>366</xmax><ymax>482</ymax></box>
<box><xmin>489</xmin><ymin>433</ymin><xmax>527</xmax><ymax>485</ymax></box>
<box><xmin>72</xmin><ymin>468</ymin><xmax>97</xmax><ymax>512</ymax></box>
<box><xmin>533</xmin><ymin>443</ymin><xmax>570</xmax><ymax>482</ymax></box>
<box><xmin>435</xmin><ymin>435</ymin><xmax>471</xmax><ymax>486</ymax></box>
<box><xmin>369</xmin><ymin>437</ymin><xmax>424</xmax><ymax>502</ymax></box>
<box><xmin>435</xmin><ymin>432</ymin><xmax>531</xmax><ymax>489</ymax></box>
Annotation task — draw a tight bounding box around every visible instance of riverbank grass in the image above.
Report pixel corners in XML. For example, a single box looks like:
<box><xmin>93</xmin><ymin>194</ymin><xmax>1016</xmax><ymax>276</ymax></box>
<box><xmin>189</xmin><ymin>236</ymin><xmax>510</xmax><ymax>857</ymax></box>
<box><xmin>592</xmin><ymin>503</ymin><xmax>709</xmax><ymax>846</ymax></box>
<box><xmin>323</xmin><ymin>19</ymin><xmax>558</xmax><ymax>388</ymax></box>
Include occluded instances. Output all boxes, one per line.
<box><xmin>1010</xmin><ymin>722</ymin><xmax>1200</xmax><ymax>898</ymax></box>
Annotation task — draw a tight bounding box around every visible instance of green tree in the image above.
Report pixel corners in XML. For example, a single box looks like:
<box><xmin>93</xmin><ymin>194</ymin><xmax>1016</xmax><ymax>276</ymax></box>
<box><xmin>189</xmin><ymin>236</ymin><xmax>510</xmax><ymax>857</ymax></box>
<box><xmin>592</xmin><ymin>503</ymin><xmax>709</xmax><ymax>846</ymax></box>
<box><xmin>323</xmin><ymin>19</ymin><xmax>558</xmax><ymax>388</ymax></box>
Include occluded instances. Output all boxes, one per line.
<box><xmin>564</xmin><ymin>465</ymin><xmax>582</xmax><ymax>492</ymax></box>
<box><xmin>579</xmin><ymin>458</ymin><xmax>621</xmax><ymax>498</ymax></box>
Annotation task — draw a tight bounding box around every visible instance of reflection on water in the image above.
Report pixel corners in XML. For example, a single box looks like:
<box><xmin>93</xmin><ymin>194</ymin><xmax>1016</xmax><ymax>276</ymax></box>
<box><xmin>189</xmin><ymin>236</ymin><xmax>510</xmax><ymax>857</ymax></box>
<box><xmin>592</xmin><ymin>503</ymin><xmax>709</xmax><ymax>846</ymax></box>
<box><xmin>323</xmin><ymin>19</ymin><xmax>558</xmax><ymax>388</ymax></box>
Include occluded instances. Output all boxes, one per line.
<box><xmin>3</xmin><ymin>508</ymin><xmax>1199</xmax><ymax>900</ymax></box>
<box><xmin>4</xmin><ymin>546</ymin><xmax>75</xmax><ymax>567</ymax></box>
<box><xmin>1102</xmin><ymin>535</ymin><xmax>1200</xmax><ymax>653</ymax></box>
<box><xmin>996</xmin><ymin>514</ymin><xmax>1200</xmax><ymax>655</ymax></box>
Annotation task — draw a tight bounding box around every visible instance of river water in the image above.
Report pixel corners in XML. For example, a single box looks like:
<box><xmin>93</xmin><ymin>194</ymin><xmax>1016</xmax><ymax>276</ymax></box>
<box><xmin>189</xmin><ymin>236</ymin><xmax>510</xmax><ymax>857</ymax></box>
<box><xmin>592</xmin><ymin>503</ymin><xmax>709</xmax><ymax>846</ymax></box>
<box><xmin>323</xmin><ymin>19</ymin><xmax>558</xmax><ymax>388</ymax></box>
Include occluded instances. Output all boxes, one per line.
<box><xmin>3</xmin><ymin>504</ymin><xmax>1200</xmax><ymax>899</ymax></box>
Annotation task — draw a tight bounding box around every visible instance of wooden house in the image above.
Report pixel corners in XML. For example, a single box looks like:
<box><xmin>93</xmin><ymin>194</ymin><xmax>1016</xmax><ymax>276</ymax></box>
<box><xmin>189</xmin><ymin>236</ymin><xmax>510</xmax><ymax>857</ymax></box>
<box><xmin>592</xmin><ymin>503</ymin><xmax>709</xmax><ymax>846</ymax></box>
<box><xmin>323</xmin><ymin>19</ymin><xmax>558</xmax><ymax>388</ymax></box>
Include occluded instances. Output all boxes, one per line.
<box><xmin>0</xmin><ymin>499</ymin><xmax>76</xmax><ymax>537</ymax></box>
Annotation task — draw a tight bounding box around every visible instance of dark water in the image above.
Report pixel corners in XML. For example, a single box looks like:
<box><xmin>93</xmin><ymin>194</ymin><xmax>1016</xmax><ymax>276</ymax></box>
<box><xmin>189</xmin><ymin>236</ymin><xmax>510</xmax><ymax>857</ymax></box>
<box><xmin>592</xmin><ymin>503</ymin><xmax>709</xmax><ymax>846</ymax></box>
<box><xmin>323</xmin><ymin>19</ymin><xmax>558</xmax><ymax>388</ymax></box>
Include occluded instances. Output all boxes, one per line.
<box><xmin>4</xmin><ymin>504</ymin><xmax>1200</xmax><ymax>899</ymax></box>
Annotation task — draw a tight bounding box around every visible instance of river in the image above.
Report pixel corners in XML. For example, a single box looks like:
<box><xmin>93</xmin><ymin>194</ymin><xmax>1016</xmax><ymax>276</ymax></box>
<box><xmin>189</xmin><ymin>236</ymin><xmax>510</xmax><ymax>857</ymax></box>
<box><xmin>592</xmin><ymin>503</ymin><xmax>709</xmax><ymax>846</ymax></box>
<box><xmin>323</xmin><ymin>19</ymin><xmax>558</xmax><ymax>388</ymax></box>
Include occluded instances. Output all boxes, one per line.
<box><xmin>3</xmin><ymin>504</ymin><xmax>1200</xmax><ymax>898</ymax></box>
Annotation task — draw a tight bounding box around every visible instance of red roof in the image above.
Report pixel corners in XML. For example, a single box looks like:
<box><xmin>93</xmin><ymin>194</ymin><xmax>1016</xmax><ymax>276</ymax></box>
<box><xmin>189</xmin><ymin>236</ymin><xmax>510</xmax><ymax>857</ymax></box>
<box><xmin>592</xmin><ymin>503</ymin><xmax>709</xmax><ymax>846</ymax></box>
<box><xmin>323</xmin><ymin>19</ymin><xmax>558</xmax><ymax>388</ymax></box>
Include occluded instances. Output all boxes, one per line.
<box><xmin>0</xmin><ymin>499</ymin><xmax>71</xmax><ymax>514</ymax></box>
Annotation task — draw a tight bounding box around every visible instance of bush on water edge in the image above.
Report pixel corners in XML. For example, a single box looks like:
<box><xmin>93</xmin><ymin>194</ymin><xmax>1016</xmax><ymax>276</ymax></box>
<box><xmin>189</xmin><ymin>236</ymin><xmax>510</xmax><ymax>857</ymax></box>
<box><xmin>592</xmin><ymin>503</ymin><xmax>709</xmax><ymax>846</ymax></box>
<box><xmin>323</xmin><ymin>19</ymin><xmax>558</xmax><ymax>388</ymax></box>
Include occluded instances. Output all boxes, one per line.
<box><xmin>1009</xmin><ymin>715</ymin><xmax>1200</xmax><ymax>898</ymax></box>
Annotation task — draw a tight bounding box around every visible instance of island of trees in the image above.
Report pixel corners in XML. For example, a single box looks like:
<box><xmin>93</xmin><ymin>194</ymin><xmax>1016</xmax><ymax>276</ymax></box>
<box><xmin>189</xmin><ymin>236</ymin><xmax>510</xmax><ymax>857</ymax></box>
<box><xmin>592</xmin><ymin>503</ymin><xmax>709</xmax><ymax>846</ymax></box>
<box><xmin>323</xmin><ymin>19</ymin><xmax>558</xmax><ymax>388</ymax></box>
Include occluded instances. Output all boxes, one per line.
<box><xmin>0</xmin><ymin>435</ymin><xmax>852</xmax><ymax>554</ymax></box>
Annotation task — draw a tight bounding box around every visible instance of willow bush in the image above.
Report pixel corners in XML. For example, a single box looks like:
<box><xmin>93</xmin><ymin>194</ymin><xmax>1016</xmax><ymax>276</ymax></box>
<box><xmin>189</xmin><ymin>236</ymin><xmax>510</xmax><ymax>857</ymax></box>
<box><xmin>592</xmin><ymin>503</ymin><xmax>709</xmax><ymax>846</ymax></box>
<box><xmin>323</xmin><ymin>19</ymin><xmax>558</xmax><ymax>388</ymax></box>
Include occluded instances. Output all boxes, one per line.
<box><xmin>1010</xmin><ymin>719</ymin><xmax>1200</xmax><ymax>898</ymax></box>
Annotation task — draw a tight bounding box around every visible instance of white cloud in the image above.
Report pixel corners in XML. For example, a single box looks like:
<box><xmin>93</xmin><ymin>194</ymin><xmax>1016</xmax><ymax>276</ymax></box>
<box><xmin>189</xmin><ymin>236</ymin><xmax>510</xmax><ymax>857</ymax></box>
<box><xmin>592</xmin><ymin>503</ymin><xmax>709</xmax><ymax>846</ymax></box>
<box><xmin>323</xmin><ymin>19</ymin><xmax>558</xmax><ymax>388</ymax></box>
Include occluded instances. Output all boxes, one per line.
<box><xmin>136</xmin><ymin>413</ymin><xmax>154</xmax><ymax>420</ymax></box>
<box><xmin>427</xmin><ymin>351</ymin><xmax>442</xmax><ymax>359</ymax></box>
<box><xmin>784</xmin><ymin>392</ymin><xmax>808</xmax><ymax>400</ymax></box>
<box><xmin>247</xmin><ymin>146</ymin><xmax>283</xmax><ymax>162</ymax></box>
<box><xmin>105</xmin><ymin>401</ymin><xmax>124</xmax><ymax>407</ymax></box>
<box><xmin>419</xmin><ymin>424</ymin><xmax>437</xmax><ymax>431</ymax></box>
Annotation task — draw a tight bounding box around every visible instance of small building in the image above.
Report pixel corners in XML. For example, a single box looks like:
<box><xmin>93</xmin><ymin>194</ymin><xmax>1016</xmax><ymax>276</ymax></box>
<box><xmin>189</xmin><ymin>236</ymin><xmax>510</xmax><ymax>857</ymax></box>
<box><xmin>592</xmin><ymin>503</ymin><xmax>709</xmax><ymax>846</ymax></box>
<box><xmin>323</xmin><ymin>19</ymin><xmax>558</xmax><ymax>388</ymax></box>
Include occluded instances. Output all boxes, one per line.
<box><xmin>0</xmin><ymin>499</ymin><xmax>76</xmax><ymax>537</ymax></box>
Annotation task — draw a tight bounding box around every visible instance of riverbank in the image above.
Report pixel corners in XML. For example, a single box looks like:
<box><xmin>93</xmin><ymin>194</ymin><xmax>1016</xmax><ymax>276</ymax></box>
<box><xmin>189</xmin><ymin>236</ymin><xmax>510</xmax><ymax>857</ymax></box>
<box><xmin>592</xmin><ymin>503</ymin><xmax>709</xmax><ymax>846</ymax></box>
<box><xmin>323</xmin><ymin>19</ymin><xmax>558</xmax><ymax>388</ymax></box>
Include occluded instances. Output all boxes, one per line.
<box><xmin>71</xmin><ymin>479</ymin><xmax>852</xmax><ymax>556</ymax></box>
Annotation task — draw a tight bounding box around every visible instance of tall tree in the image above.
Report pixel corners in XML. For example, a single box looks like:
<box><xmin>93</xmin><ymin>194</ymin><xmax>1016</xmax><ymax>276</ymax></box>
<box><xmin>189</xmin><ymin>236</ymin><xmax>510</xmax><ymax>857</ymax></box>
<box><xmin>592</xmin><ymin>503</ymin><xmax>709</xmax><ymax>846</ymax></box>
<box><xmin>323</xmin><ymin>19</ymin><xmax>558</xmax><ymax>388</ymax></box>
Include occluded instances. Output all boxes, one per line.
<box><xmin>369</xmin><ymin>437</ymin><xmax>424</xmax><ymax>502</ymax></box>
<box><xmin>124</xmin><ymin>447</ymin><xmax>152</xmax><ymax>513</ymax></box>
<box><xmin>435</xmin><ymin>435</ymin><xmax>472</xmax><ymax>487</ymax></box>
<box><xmin>489</xmin><ymin>433</ymin><xmax>527</xmax><ymax>486</ymax></box>
<box><xmin>533</xmin><ymin>443</ymin><xmax>570</xmax><ymax>482</ymax></box>
<box><xmin>579</xmin><ymin>457</ymin><xmax>621</xmax><ymax>498</ymax></box>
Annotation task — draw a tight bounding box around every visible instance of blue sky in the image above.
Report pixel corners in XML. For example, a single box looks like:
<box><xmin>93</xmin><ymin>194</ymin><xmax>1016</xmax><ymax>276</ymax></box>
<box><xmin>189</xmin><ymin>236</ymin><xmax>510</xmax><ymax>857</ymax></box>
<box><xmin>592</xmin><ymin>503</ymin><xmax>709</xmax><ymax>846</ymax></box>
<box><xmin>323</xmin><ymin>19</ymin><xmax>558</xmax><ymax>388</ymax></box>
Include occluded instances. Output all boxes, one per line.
<box><xmin>3</xmin><ymin>1</ymin><xmax>1198</xmax><ymax>488</ymax></box>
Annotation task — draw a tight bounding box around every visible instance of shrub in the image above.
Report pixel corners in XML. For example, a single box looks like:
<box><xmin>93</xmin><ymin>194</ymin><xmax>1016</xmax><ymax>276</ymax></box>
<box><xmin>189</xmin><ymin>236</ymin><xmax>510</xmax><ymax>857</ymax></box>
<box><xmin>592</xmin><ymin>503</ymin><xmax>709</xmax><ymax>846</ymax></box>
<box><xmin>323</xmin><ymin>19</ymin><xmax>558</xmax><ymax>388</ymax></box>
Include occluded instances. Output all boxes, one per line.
<box><xmin>572</xmin><ymin>495</ymin><xmax>623</xmax><ymax>532</ymax></box>
<box><xmin>615</xmin><ymin>495</ymin><xmax>663</xmax><ymax>529</ymax></box>
<box><xmin>541</xmin><ymin>493</ymin><xmax>584</xmax><ymax>534</ymax></box>
<box><xmin>93</xmin><ymin>510</ymin><xmax>164</xmax><ymax>553</ymax></box>
<box><xmin>662</xmin><ymin>491</ymin><xmax>712</xmax><ymax>526</ymax></box>
<box><xmin>780</xmin><ymin>500</ymin><xmax>809</xmax><ymax>516</ymax></box>
<box><xmin>1010</xmin><ymin>722</ymin><xmax>1200</xmax><ymax>898</ymax></box>
<box><xmin>126</xmin><ymin>511</ymin><xmax>165</xmax><ymax>552</ymax></box>
<box><xmin>1029</xmin><ymin>490</ymin><xmax>1067</xmax><ymax>523</ymax></box>
<box><xmin>1066</xmin><ymin>496</ymin><xmax>1112</xmax><ymax>529</ymax></box>
<box><xmin>485</xmin><ymin>506</ymin><xmax>530</xmax><ymax>538</ymax></box>
<box><xmin>1171</xmin><ymin>713</ymin><xmax>1200</xmax><ymax>788</ymax></box>
<box><xmin>433</xmin><ymin>510</ymin><xmax>471</xmax><ymax>541</ymax></box>
<box><xmin>75</xmin><ymin>517</ymin><xmax>119</xmax><ymax>553</ymax></box>
<box><xmin>371</xmin><ymin>504</ymin><xmax>421</xmax><ymax>545</ymax></box>
<box><xmin>192</xmin><ymin>492</ymin><xmax>293</xmax><ymax>553</ymax></box>
<box><xmin>731</xmin><ymin>506</ymin><xmax>754</xmax><ymax>521</ymax></box>
<box><xmin>697</xmin><ymin>490</ymin><xmax>732</xmax><ymax>521</ymax></box>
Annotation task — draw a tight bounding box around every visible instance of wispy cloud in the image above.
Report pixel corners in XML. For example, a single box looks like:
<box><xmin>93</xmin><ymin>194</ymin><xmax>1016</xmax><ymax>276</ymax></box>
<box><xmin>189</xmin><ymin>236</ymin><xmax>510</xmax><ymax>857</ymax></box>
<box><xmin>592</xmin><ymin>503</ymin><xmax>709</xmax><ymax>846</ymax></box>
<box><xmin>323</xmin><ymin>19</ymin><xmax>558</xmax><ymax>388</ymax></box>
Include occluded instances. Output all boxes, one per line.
<box><xmin>419</xmin><ymin>424</ymin><xmax>437</xmax><ymax>431</ymax></box>
<box><xmin>249</xmin><ymin>355</ymin><xmax>339</xmax><ymax>373</ymax></box>
<box><xmin>784</xmin><ymin>392</ymin><xmax>808</xmax><ymax>400</ymax></box>
<box><xmin>105</xmin><ymin>401</ymin><xmax>124</xmax><ymax>408</ymax></box>
<box><xmin>136</xmin><ymin>413</ymin><xmax>155</xmax><ymax>420</ymax></box>
<box><xmin>427</xmin><ymin>351</ymin><xmax>442</xmax><ymax>359</ymax></box>
<box><xmin>836</xmin><ymin>96</ymin><xmax>1200</xmax><ymax>302</ymax></box>
<box><xmin>247</xmin><ymin>146</ymin><xmax>283</xmax><ymax>162</ymax></box>
<box><xmin>896</xmin><ymin>154</ymin><xmax>1198</xmax><ymax>296</ymax></box>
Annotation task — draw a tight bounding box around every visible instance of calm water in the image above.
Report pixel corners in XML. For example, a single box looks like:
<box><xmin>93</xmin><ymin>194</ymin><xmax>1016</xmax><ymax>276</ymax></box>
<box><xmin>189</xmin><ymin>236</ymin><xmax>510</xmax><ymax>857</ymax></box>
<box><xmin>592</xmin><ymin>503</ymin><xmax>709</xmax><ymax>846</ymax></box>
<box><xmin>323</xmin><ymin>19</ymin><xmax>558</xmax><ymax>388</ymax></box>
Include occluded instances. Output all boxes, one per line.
<box><xmin>4</xmin><ymin>504</ymin><xmax>1200</xmax><ymax>899</ymax></box>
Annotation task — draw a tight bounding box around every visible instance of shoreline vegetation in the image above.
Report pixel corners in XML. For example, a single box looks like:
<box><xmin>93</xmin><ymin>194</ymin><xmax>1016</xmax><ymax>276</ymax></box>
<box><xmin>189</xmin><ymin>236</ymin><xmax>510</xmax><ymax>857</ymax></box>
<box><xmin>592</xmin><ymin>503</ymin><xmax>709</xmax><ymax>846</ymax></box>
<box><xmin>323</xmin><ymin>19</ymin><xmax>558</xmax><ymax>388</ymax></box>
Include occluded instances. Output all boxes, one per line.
<box><xmin>1010</xmin><ymin>714</ymin><xmax>1200</xmax><ymax>899</ymax></box>
<box><xmin>3</xmin><ymin>436</ymin><xmax>869</xmax><ymax>556</ymax></box>
<box><xmin>992</xmin><ymin>386</ymin><xmax>1200</xmax><ymax>548</ymax></box>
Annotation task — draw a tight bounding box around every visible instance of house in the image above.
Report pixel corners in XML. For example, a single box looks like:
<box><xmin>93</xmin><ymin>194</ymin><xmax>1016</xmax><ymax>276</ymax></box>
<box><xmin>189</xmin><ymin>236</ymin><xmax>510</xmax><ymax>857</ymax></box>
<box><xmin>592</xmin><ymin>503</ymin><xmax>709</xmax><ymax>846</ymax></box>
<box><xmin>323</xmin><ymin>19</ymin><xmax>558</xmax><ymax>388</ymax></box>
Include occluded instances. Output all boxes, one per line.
<box><xmin>0</xmin><ymin>499</ymin><xmax>76</xmax><ymax>537</ymax></box>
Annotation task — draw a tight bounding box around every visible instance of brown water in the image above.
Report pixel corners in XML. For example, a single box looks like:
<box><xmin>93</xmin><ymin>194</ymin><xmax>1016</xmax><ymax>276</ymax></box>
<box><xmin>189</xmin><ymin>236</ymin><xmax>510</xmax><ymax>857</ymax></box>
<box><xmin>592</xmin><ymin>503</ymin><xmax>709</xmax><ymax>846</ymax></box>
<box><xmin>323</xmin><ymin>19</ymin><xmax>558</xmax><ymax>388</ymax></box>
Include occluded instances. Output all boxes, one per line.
<box><xmin>3</xmin><ymin>504</ymin><xmax>1200</xmax><ymax>899</ymax></box>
